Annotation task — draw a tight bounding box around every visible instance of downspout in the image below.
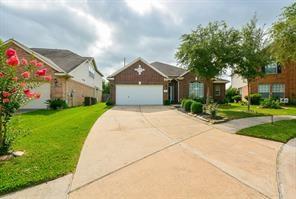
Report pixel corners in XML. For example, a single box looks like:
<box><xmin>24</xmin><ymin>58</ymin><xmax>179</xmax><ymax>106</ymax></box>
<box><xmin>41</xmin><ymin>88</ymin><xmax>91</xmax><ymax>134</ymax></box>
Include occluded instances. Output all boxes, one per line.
<box><xmin>178</xmin><ymin>81</ymin><xmax>180</xmax><ymax>102</ymax></box>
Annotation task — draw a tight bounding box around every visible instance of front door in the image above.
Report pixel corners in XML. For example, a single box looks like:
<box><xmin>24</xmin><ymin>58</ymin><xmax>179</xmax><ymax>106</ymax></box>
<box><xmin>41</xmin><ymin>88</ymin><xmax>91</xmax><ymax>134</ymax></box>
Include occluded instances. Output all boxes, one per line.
<box><xmin>169</xmin><ymin>85</ymin><xmax>174</xmax><ymax>102</ymax></box>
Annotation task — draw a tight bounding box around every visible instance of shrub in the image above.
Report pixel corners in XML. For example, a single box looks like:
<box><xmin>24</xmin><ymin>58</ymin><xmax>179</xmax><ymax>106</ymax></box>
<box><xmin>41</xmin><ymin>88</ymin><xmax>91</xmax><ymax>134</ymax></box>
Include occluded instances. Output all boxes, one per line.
<box><xmin>105</xmin><ymin>98</ymin><xmax>114</xmax><ymax>106</ymax></box>
<box><xmin>226</xmin><ymin>87</ymin><xmax>239</xmax><ymax>102</ymax></box>
<box><xmin>193</xmin><ymin>97</ymin><xmax>206</xmax><ymax>104</ymax></box>
<box><xmin>232</xmin><ymin>95</ymin><xmax>242</xmax><ymax>102</ymax></box>
<box><xmin>181</xmin><ymin>99</ymin><xmax>187</xmax><ymax>108</ymax></box>
<box><xmin>214</xmin><ymin>99</ymin><xmax>228</xmax><ymax>104</ymax></box>
<box><xmin>245</xmin><ymin>93</ymin><xmax>261</xmax><ymax>105</ymax></box>
<box><xmin>206</xmin><ymin>103</ymin><xmax>219</xmax><ymax>119</ymax></box>
<box><xmin>191</xmin><ymin>101</ymin><xmax>203</xmax><ymax>114</ymax></box>
<box><xmin>163</xmin><ymin>99</ymin><xmax>171</xmax><ymax>106</ymax></box>
<box><xmin>46</xmin><ymin>99</ymin><xmax>68</xmax><ymax>110</ymax></box>
<box><xmin>260</xmin><ymin>98</ymin><xmax>282</xmax><ymax>109</ymax></box>
<box><xmin>184</xmin><ymin>100</ymin><xmax>194</xmax><ymax>112</ymax></box>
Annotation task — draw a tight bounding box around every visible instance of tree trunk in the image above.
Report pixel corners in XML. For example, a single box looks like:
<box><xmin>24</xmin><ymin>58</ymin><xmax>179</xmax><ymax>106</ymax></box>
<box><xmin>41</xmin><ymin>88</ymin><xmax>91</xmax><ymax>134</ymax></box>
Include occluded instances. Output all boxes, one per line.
<box><xmin>247</xmin><ymin>80</ymin><xmax>250</xmax><ymax>112</ymax></box>
<box><xmin>206</xmin><ymin>79</ymin><xmax>211</xmax><ymax>105</ymax></box>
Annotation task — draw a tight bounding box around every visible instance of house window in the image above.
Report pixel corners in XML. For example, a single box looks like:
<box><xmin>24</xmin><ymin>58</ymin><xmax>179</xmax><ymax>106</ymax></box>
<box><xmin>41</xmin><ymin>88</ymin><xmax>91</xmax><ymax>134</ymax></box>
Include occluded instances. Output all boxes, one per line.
<box><xmin>214</xmin><ymin>85</ymin><xmax>221</xmax><ymax>96</ymax></box>
<box><xmin>189</xmin><ymin>82</ymin><xmax>204</xmax><ymax>98</ymax></box>
<box><xmin>89</xmin><ymin>65</ymin><xmax>95</xmax><ymax>78</ymax></box>
<box><xmin>264</xmin><ymin>63</ymin><xmax>281</xmax><ymax>74</ymax></box>
<box><xmin>258</xmin><ymin>84</ymin><xmax>270</xmax><ymax>98</ymax></box>
<box><xmin>272</xmin><ymin>84</ymin><xmax>285</xmax><ymax>98</ymax></box>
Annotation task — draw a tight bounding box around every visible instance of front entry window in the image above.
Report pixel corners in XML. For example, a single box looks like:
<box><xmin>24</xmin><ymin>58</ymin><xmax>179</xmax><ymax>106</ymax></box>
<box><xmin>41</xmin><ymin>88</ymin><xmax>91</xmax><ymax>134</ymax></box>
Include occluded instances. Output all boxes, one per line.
<box><xmin>189</xmin><ymin>82</ymin><xmax>204</xmax><ymax>98</ymax></box>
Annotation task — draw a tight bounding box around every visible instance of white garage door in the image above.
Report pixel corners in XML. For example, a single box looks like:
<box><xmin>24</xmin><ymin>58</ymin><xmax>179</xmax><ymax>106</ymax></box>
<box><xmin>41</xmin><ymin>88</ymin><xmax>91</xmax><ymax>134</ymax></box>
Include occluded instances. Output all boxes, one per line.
<box><xmin>116</xmin><ymin>85</ymin><xmax>163</xmax><ymax>105</ymax></box>
<box><xmin>21</xmin><ymin>83</ymin><xmax>51</xmax><ymax>109</ymax></box>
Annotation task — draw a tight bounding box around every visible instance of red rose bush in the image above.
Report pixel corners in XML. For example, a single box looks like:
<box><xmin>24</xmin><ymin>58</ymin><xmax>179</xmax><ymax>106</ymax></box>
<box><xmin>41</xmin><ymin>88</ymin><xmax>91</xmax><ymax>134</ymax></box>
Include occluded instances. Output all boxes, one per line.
<box><xmin>0</xmin><ymin>47</ymin><xmax>51</xmax><ymax>154</ymax></box>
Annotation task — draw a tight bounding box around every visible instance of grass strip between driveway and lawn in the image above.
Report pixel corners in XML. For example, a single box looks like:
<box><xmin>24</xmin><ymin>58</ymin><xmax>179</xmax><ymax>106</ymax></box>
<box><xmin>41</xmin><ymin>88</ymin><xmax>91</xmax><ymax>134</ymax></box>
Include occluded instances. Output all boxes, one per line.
<box><xmin>218</xmin><ymin>103</ymin><xmax>296</xmax><ymax>120</ymax></box>
<box><xmin>237</xmin><ymin>119</ymin><xmax>296</xmax><ymax>143</ymax></box>
<box><xmin>0</xmin><ymin>103</ymin><xmax>110</xmax><ymax>195</ymax></box>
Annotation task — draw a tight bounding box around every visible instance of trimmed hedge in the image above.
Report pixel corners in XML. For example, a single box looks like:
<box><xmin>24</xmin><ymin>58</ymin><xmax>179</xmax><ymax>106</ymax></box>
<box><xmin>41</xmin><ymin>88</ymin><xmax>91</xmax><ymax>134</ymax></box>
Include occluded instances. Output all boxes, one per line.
<box><xmin>191</xmin><ymin>101</ymin><xmax>203</xmax><ymax>114</ymax></box>
<box><xmin>184</xmin><ymin>100</ymin><xmax>194</xmax><ymax>112</ymax></box>
<box><xmin>245</xmin><ymin>93</ymin><xmax>261</xmax><ymax>105</ymax></box>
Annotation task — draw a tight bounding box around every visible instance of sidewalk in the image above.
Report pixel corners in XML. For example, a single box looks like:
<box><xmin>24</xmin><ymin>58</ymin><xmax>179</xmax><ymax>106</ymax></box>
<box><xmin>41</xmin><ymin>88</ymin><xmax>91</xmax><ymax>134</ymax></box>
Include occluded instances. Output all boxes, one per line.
<box><xmin>277</xmin><ymin>138</ymin><xmax>296</xmax><ymax>199</ymax></box>
<box><xmin>213</xmin><ymin>115</ymin><xmax>296</xmax><ymax>133</ymax></box>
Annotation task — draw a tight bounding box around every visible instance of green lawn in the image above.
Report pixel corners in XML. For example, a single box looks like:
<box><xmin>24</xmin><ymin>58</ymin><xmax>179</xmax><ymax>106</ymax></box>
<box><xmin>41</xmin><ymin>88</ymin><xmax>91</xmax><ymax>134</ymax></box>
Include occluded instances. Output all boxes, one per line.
<box><xmin>0</xmin><ymin>103</ymin><xmax>110</xmax><ymax>195</ymax></box>
<box><xmin>237</xmin><ymin>119</ymin><xmax>296</xmax><ymax>143</ymax></box>
<box><xmin>218</xmin><ymin>103</ymin><xmax>296</xmax><ymax>120</ymax></box>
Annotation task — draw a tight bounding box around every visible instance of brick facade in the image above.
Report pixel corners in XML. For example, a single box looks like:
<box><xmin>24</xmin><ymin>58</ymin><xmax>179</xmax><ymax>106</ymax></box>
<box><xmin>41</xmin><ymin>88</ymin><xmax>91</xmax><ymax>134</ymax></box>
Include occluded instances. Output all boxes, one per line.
<box><xmin>109</xmin><ymin>60</ymin><xmax>226</xmax><ymax>104</ymax></box>
<box><xmin>250</xmin><ymin>62</ymin><xmax>296</xmax><ymax>100</ymax></box>
<box><xmin>109</xmin><ymin>60</ymin><xmax>169</xmax><ymax>104</ymax></box>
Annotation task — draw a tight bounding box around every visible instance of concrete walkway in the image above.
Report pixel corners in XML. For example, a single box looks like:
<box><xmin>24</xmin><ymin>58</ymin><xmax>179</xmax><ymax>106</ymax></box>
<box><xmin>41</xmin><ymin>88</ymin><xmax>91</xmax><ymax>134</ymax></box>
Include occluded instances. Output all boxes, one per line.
<box><xmin>69</xmin><ymin>106</ymin><xmax>285</xmax><ymax>199</ymax></box>
<box><xmin>3</xmin><ymin>107</ymin><xmax>295</xmax><ymax>199</ymax></box>
<box><xmin>277</xmin><ymin>138</ymin><xmax>296</xmax><ymax>199</ymax></box>
<box><xmin>213</xmin><ymin>115</ymin><xmax>296</xmax><ymax>133</ymax></box>
<box><xmin>0</xmin><ymin>174</ymin><xmax>72</xmax><ymax>199</ymax></box>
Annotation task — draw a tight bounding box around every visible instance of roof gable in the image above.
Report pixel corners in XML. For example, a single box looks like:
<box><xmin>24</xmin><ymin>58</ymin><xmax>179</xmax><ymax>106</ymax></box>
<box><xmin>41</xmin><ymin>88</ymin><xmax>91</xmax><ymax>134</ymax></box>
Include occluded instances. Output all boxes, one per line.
<box><xmin>108</xmin><ymin>57</ymin><xmax>168</xmax><ymax>79</ymax></box>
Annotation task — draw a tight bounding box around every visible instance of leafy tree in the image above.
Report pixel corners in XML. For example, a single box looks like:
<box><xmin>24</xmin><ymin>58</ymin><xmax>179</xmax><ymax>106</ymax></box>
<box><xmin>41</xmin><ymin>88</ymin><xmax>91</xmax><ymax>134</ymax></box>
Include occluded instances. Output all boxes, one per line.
<box><xmin>102</xmin><ymin>80</ymin><xmax>110</xmax><ymax>94</ymax></box>
<box><xmin>271</xmin><ymin>2</ymin><xmax>296</xmax><ymax>63</ymax></box>
<box><xmin>176</xmin><ymin>21</ymin><xmax>240</xmax><ymax>105</ymax></box>
<box><xmin>234</xmin><ymin>16</ymin><xmax>272</xmax><ymax>111</ymax></box>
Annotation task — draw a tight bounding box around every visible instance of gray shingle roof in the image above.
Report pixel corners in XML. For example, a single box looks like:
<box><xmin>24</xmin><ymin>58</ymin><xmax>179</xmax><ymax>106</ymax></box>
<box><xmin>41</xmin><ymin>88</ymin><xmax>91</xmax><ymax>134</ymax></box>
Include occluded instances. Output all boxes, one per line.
<box><xmin>31</xmin><ymin>48</ymin><xmax>91</xmax><ymax>73</ymax></box>
<box><xmin>150</xmin><ymin>62</ymin><xmax>186</xmax><ymax>77</ymax></box>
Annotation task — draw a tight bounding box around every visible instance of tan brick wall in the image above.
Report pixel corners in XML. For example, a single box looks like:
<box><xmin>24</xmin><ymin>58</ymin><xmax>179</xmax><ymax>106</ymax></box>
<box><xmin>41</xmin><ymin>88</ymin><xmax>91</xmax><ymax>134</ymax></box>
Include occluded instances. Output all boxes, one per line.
<box><xmin>250</xmin><ymin>62</ymin><xmax>296</xmax><ymax>99</ymax></box>
<box><xmin>66</xmin><ymin>79</ymin><xmax>102</xmax><ymax>106</ymax></box>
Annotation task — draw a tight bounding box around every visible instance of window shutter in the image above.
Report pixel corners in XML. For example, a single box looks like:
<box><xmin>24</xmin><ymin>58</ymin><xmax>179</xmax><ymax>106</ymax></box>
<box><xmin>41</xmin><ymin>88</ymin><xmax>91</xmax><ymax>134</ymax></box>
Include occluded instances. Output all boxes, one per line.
<box><xmin>277</xmin><ymin>63</ymin><xmax>281</xmax><ymax>73</ymax></box>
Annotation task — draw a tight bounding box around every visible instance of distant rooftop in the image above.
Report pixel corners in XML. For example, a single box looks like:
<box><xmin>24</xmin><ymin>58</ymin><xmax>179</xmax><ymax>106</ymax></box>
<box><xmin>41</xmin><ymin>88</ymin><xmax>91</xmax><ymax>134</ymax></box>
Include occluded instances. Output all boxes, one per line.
<box><xmin>31</xmin><ymin>48</ymin><xmax>91</xmax><ymax>73</ymax></box>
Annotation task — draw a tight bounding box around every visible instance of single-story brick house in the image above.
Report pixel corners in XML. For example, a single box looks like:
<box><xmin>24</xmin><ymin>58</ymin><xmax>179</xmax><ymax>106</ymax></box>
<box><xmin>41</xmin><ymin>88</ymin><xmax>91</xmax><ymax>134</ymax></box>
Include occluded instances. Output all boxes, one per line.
<box><xmin>107</xmin><ymin>57</ymin><xmax>228</xmax><ymax>105</ymax></box>
<box><xmin>2</xmin><ymin>39</ymin><xmax>103</xmax><ymax>109</ymax></box>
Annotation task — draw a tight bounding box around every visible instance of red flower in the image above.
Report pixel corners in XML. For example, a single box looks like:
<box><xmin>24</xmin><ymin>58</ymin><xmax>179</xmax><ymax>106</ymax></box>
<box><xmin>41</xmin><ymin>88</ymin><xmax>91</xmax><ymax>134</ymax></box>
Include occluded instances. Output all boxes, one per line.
<box><xmin>21</xmin><ymin>58</ymin><xmax>28</xmax><ymax>65</ymax></box>
<box><xmin>6</xmin><ymin>55</ymin><xmax>19</xmax><ymax>66</ymax></box>
<box><xmin>21</xmin><ymin>71</ymin><xmax>30</xmax><ymax>79</ymax></box>
<box><xmin>36</xmin><ymin>68</ymin><xmax>47</xmax><ymax>76</ymax></box>
<box><xmin>2</xmin><ymin>91</ymin><xmax>11</xmax><ymax>98</ymax></box>
<box><xmin>20</xmin><ymin>82</ymin><xmax>26</xmax><ymax>87</ymax></box>
<box><xmin>36</xmin><ymin>62</ymin><xmax>43</xmax><ymax>67</ymax></box>
<box><xmin>0</xmin><ymin>72</ymin><xmax>4</xmax><ymax>78</ymax></box>
<box><xmin>34</xmin><ymin>93</ymin><xmax>41</xmax><ymax>99</ymax></box>
<box><xmin>12</xmin><ymin>77</ymin><xmax>18</xmax><ymax>82</ymax></box>
<box><xmin>24</xmin><ymin>89</ymin><xmax>33</xmax><ymax>98</ymax></box>
<box><xmin>3</xmin><ymin>98</ymin><xmax>10</xmax><ymax>103</ymax></box>
<box><xmin>30</xmin><ymin>60</ymin><xmax>38</xmax><ymax>66</ymax></box>
<box><xmin>5</xmin><ymin>48</ymin><xmax>16</xmax><ymax>58</ymax></box>
<box><xmin>44</xmin><ymin>75</ymin><xmax>52</xmax><ymax>81</ymax></box>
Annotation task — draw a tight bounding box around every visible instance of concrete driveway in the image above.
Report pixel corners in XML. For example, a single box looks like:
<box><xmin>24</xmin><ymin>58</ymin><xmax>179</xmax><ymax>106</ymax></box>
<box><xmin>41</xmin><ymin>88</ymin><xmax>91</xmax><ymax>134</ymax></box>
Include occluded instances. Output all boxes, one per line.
<box><xmin>69</xmin><ymin>106</ymin><xmax>282</xmax><ymax>199</ymax></box>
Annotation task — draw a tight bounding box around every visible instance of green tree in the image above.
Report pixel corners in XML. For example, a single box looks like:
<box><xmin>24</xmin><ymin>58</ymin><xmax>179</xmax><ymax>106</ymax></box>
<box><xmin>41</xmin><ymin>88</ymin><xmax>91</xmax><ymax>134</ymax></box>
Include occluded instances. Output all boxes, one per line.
<box><xmin>234</xmin><ymin>16</ymin><xmax>272</xmax><ymax>111</ymax></box>
<box><xmin>102</xmin><ymin>80</ymin><xmax>110</xmax><ymax>94</ymax></box>
<box><xmin>176</xmin><ymin>21</ymin><xmax>240</xmax><ymax>105</ymax></box>
<box><xmin>271</xmin><ymin>2</ymin><xmax>296</xmax><ymax>63</ymax></box>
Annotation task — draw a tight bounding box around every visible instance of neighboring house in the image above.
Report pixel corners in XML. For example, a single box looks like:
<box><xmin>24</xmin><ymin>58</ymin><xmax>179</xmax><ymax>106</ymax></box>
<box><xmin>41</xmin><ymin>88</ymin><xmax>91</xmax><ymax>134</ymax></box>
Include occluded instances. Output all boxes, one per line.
<box><xmin>107</xmin><ymin>57</ymin><xmax>228</xmax><ymax>105</ymax></box>
<box><xmin>231</xmin><ymin>62</ymin><xmax>296</xmax><ymax>102</ymax></box>
<box><xmin>2</xmin><ymin>39</ymin><xmax>103</xmax><ymax>109</ymax></box>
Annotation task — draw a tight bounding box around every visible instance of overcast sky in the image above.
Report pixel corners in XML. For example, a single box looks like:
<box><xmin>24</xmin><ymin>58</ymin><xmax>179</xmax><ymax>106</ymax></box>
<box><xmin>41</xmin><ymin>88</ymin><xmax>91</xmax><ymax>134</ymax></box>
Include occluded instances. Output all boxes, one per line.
<box><xmin>0</xmin><ymin>0</ymin><xmax>293</xmax><ymax>77</ymax></box>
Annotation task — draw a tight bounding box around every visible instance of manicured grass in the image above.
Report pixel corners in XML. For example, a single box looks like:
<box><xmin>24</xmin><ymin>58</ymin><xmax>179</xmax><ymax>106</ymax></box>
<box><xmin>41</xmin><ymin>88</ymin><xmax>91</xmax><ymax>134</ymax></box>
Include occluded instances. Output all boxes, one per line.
<box><xmin>237</xmin><ymin>119</ymin><xmax>296</xmax><ymax>143</ymax></box>
<box><xmin>0</xmin><ymin>103</ymin><xmax>110</xmax><ymax>195</ymax></box>
<box><xmin>218</xmin><ymin>103</ymin><xmax>296</xmax><ymax>120</ymax></box>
